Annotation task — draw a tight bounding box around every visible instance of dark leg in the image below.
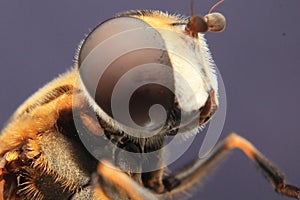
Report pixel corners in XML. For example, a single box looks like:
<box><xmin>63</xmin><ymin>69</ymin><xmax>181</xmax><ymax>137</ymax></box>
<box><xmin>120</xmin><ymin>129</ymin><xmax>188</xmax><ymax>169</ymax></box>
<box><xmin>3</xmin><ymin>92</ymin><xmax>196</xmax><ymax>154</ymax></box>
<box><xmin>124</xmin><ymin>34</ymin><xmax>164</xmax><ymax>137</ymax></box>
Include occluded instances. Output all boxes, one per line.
<box><xmin>161</xmin><ymin>133</ymin><xmax>300</xmax><ymax>199</ymax></box>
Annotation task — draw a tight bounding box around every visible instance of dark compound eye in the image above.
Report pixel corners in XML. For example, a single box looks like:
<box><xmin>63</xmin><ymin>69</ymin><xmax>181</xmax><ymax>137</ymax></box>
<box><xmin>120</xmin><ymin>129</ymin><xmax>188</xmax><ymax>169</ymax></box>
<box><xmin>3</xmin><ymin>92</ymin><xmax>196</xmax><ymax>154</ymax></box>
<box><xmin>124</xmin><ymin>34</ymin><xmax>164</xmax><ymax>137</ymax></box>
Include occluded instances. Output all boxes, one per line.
<box><xmin>93</xmin><ymin>49</ymin><xmax>174</xmax><ymax>131</ymax></box>
<box><xmin>78</xmin><ymin>17</ymin><xmax>176</xmax><ymax>134</ymax></box>
<box><xmin>186</xmin><ymin>15</ymin><xmax>208</xmax><ymax>36</ymax></box>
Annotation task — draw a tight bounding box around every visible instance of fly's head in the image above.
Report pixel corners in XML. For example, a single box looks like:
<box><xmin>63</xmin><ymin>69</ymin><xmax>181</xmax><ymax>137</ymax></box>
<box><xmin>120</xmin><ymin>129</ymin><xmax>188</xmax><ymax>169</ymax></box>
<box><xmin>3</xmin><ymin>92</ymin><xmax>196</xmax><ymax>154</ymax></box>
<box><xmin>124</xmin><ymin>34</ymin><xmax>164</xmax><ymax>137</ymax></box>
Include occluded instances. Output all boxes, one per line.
<box><xmin>185</xmin><ymin>0</ymin><xmax>226</xmax><ymax>37</ymax></box>
<box><xmin>76</xmin><ymin>6</ymin><xmax>225</xmax><ymax>141</ymax></box>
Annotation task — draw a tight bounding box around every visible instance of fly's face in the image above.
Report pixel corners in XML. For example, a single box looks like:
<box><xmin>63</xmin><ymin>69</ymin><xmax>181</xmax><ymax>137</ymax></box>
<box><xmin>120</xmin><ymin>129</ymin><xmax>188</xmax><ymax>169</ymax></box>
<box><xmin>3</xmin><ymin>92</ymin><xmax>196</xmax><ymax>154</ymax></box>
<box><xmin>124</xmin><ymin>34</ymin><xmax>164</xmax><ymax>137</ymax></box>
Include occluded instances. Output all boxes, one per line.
<box><xmin>77</xmin><ymin>10</ymin><xmax>223</xmax><ymax>138</ymax></box>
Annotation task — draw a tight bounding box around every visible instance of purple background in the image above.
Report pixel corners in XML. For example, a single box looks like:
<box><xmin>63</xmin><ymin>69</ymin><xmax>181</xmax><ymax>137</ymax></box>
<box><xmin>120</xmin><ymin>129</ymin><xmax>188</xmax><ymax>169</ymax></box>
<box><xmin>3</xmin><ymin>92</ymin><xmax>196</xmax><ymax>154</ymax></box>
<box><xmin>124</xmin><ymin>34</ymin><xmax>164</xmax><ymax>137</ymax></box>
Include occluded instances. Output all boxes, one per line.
<box><xmin>1</xmin><ymin>0</ymin><xmax>300</xmax><ymax>199</ymax></box>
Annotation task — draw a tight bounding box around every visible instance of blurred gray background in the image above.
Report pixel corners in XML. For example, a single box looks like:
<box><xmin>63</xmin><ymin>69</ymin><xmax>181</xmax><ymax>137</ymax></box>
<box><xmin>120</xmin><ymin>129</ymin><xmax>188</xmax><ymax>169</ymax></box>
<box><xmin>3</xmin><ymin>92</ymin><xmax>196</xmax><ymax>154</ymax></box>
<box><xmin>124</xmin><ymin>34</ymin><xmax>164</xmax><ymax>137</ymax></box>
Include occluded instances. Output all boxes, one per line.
<box><xmin>0</xmin><ymin>0</ymin><xmax>300</xmax><ymax>199</ymax></box>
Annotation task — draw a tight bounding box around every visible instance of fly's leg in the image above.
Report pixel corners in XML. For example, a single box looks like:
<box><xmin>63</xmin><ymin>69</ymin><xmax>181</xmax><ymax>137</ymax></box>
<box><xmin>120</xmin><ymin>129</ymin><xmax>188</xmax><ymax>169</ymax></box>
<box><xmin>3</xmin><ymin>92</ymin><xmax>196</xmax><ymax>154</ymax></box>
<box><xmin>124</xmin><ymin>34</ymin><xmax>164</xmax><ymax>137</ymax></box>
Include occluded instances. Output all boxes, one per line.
<box><xmin>0</xmin><ymin>150</ymin><xmax>21</xmax><ymax>200</ymax></box>
<box><xmin>161</xmin><ymin>133</ymin><xmax>300</xmax><ymax>199</ymax></box>
<box><xmin>93</xmin><ymin>161</ymin><xmax>158</xmax><ymax>200</ymax></box>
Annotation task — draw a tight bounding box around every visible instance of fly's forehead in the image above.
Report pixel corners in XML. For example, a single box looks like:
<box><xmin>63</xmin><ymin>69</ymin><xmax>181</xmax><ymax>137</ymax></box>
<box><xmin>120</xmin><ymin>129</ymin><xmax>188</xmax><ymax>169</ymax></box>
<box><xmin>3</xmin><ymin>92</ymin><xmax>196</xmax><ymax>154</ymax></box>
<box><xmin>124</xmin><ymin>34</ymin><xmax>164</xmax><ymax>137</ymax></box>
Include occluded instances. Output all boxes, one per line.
<box><xmin>78</xmin><ymin>11</ymin><xmax>218</xmax><ymax>135</ymax></box>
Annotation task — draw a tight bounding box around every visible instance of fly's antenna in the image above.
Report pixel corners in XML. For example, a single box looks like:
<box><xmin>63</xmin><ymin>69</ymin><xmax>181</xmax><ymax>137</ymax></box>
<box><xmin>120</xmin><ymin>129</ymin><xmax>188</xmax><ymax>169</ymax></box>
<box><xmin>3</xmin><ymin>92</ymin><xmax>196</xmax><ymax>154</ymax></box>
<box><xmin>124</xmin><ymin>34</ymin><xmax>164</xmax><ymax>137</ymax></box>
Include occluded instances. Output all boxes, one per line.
<box><xmin>209</xmin><ymin>0</ymin><xmax>225</xmax><ymax>14</ymax></box>
<box><xmin>190</xmin><ymin>0</ymin><xmax>195</xmax><ymax>17</ymax></box>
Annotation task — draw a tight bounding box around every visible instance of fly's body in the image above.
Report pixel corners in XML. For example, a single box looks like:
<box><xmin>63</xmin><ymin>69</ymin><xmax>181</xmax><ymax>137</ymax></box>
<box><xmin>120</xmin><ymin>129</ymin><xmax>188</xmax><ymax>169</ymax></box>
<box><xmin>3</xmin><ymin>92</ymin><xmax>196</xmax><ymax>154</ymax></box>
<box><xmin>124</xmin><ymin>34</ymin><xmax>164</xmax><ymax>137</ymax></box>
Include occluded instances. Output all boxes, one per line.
<box><xmin>0</xmin><ymin>3</ymin><xmax>300</xmax><ymax>200</ymax></box>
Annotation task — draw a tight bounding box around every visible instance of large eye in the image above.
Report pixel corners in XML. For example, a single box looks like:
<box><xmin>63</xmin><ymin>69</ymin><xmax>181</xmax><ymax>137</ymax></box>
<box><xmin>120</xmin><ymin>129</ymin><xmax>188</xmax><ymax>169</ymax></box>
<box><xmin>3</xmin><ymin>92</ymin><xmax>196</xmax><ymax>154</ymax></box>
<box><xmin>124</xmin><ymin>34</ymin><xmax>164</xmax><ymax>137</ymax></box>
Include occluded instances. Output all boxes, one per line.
<box><xmin>78</xmin><ymin>17</ymin><xmax>175</xmax><ymax>136</ymax></box>
<box><xmin>186</xmin><ymin>15</ymin><xmax>208</xmax><ymax>34</ymax></box>
<box><xmin>91</xmin><ymin>49</ymin><xmax>175</xmax><ymax>130</ymax></box>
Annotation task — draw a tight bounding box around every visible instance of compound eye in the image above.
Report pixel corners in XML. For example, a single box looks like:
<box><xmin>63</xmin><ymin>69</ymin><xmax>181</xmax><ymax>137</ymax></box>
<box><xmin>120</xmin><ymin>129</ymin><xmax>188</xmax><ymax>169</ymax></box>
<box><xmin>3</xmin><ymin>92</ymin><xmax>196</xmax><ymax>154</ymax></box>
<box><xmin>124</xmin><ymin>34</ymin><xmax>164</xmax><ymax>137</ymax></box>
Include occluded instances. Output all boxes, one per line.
<box><xmin>78</xmin><ymin>16</ymin><xmax>175</xmax><ymax>134</ymax></box>
<box><xmin>93</xmin><ymin>49</ymin><xmax>174</xmax><ymax>130</ymax></box>
<box><xmin>204</xmin><ymin>12</ymin><xmax>226</xmax><ymax>32</ymax></box>
<box><xmin>186</xmin><ymin>15</ymin><xmax>208</xmax><ymax>34</ymax></box>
